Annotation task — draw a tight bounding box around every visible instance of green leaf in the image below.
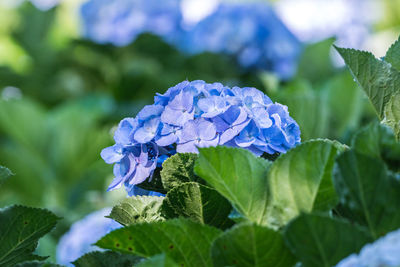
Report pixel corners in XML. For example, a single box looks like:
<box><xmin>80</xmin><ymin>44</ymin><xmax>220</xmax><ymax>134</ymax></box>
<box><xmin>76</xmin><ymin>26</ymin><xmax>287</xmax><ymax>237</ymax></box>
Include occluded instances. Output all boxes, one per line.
<box><xmin>136</xmin><ymin>169</ymin><xmax>167</xmax><ymax>194</ymax></box>
<box><xmin>266</xmin><ymin>140</ymin><xmax>345</xmax><ymax>228</ymax></box>
<box><xmin>96</xmin><ymin>218</ymin><xmax>222</xmax><ymax>267</ymax></box>
<box><xmin>284</xmin><ymin>213</ymin><xmax>372</xmax><ymax>267</ymax></box>
<box><xmin>0</xmin><ymin>205</ymin><xmax>60</xmax><ymax>267</ymax></box>
<box><xmin>334</xmin><ymin>46</ymin><xmax>400</xmax><ymax>120</ymax></box>
<box><xmin>333</xmin><ymin>150</ymin><xmax>400</xmax><ymax>238</ymax></box>
<box><xmin>161</xmin><ymin>182</ymin><xmax>233</xmax><ymax>229</ymax></box>
<box><xmin>0</xmin><ymin>166</ymin><xmax>12</xmax><ymax>187</ymax></box>
<box><xmin>160</xmin><ymin>153</ymin><xmax>202</xmax><ymax>191</ymax></box>
<box><xmin>136</xmin><ymin>254</ymin><xmax>179</xmax><ymax>267</ymax></box>
<box><xmin>73</xmin><ymin>251</ymin><xmax>143</xmax><ymax>267</ymax></box>
<box><xmin>385</xmin><ymin>36</ymin><xmax>400</xmax><ymax>71</ymax></box>
<box><xmin>212</xmin><ymin>223</ymin><xmax>295</xmax><ymax>267</ymax></box>
<box><xmin>108</xmin><ymin>196</ymin><xmax>164</xmax><ymax>226</ymax></box>
<box><xmin>194</xmin><ymin>147</ymin><xmax>272</xmax><ymax>226</ymax></box>
<box><xmin>351</xmin><ymin>122</ymin><xmax>400</xmax><ymax>172</ymax></box>
<box><xmin>383</xmin><ymin>91</ymin><xmax>400</xmax><ymax>140</ymax></box>
<box><xmin>14</xmin><ymin>261</ymin><xmax>63</xmax><ymax>267</ymax></box>
<box><xmin>297</xmin><ymin>38</ymin><xmax>336</xmax><ymax>83</ymax></box>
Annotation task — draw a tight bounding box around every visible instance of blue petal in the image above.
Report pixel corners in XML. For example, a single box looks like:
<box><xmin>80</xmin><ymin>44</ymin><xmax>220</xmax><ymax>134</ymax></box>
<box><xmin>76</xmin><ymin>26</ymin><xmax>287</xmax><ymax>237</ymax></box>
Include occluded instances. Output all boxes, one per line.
<box><xmin>101</xmin><ymin>145</ymin><xmax>124</xmax><ymax>164</ymax></box>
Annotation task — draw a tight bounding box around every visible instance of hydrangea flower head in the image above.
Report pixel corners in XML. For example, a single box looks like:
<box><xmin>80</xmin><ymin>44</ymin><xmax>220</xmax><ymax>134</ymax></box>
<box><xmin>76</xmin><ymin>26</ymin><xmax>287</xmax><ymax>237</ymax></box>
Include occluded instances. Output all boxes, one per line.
<box><xmin>336</xmin><ymin>228</ymin><xmax>400</xmax><ymax>267</ymax></box>
<box><xmin>80</xmin><ymin>0</ymin><xmax>182</xmax><ymax>46</ymax></box>
<box><xmin>56</xmin><ymin>208</ymin><xmax>121</xmax><ymax>266</ymax></box>
<box><xmin>183</xmin><ymin>3</ymin><xmax>302</xmax><ymax>79</ymax></box>
<box><xmin>101</xmin><ymin>80</ymin><xmax>300</xmax><ymax>195</ymax></box>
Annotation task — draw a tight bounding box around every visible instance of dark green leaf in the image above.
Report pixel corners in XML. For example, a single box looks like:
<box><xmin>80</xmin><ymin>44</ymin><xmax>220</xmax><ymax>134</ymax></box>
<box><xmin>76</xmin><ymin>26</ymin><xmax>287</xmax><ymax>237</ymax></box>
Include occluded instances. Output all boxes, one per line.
<box><xmin>194</xmin><ymin>147</ymin><xmax>271</xmax><ymax>226</ymax></box>
<box><xmin>161</xmin><ymin>182</ymin><xmax>233</xmax><ymax>229</ymax></box>
<box><xmin>284</xmin><ymin>213</ymin><xmax>372</xmax><ymax>267</ymax></box>
<box><xmin>0</xmin><ymin>205</ymin><xmax>60</xmax><ymax>267</ymax></box>
<box><xmin>160</xmin><ymin>153</ymin><xmax>202</xmax><ymax>191</ymax></box>
<box><xmin>136</xmin><ymin>168</ymin><xmax>167</xmax><ymax>194</ymax></box>
<box><xmin>212</xmin><ymin>223</ymin><xmax>295</xmax><ymax>267</ymax></box>
<box><xmin>335</xmin><ymin>46</ymin><xmax>400</xmax><ymax>119</ymax></box>
<box><xmin>333</xmin><ymin>150</ymin><xmax>400</xmax><ymax>238</ymax></box>
<box><xmin>385</xmin><ymin>36</ymin><xmax>400</xmax><ymax>71</ymax></box>
<box><xmin>96</xmin><ymin>218</ymin><xmax>222</xmax><ymax>267</ymax></box>
<box><xmin>0</xmin><ymin>166</ymin><xmax>12</xmax><ymax>187</ymax></box>
<box><xmin>14</xmin><ymin>261</ymin><xmax>63</xmax><ymax>267</ymax></box>
<box><xmin>351</xmin><ymin>122</ymin><xmax>400</xmax><ymax>172</ymax></box>
<box><xmin>73</xmin><ymin>251</ymin><xmax>142</xmax><ymax>267</ymax></box>
<box><xmin>266</xmin><ymin>140</ymin><xmax>345</xmax><ymax>228</ymax></box>
<box><xmin>135</xmin><ymin>254</ymin><xmax>179</xmax><ymax>267</ymax></box>
<box><xmin>108</xmin><ymin>196</ymin><xmax>164</xmax><ymax>226</ymax></box>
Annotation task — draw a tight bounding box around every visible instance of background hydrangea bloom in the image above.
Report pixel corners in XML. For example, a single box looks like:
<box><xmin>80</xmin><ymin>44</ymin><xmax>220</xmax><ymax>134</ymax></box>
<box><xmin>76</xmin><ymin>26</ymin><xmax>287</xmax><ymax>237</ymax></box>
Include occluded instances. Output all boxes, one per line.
<box><xmin>336</xmin><ymin>228</ymin><xmax>400</xmax><ymax>267</ymax></box>
<box><xmin>101</xmin><ymin>80</ymin><xmax>300</xmax><ymax>195</ymax></box>
<box><xmin>80</xmin><ymin>0</ymin><xmax>183</xmax><ymax>46</ymax></box>
<box><xmin>182</xmin><ymin>3</ymin><xmax>302</xmax><ymax>79</ymax></box>
<box><xmin>56</xmin><ymin>208</ymin><xmax>121</xmax><ymax>266</ymax></box>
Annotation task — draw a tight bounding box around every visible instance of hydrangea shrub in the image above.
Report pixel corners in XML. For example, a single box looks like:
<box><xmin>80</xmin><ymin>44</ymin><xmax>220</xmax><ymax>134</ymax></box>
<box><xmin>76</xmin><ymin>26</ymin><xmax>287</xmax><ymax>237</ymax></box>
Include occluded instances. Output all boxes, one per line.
<box><xmin>183</xmin><ymin>3</ymin><xmax>302</xmax><ymax>79</ymax></box>
<box><xmin>100</xmin><ymin>80</ymin><xmax>300</xmax><ymax>195</ymax></box>
<box><xmin>80</xmin><ymin>0</ymin><xmax>182</xmax><ymax>46</ymax></box>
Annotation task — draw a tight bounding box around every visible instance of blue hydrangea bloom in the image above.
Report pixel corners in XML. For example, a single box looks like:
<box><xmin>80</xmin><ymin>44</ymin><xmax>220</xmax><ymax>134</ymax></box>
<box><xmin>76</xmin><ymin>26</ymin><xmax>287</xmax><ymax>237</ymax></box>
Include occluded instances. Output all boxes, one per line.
<box><xmin>182</xmin><ymin>3</ymin><xmax>302</xmax><ymax>79</ymax></box>
<box><xmin>80</xmin><ymin>0</ymin><xmax>183</xmax><ymax>46</ymax></box>
<box><xmin>56</xmin><ymin>208</ymin><xmax>121</xmax><ymax>266</ymax></box>
<box><xmin>101</xmin><ymin>80</ymin><xmax>300</xmax><ymax>194</ymax></box>
<box><xmin>336</xmin><ymin>228</ymin><xmax>400</xmax><ymax>267</ymax></box>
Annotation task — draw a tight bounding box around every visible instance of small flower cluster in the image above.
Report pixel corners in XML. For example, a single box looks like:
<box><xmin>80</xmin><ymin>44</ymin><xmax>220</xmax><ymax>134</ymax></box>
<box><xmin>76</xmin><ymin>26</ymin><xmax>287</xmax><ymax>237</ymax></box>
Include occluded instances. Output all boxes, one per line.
<box><xmin>336</xmin><ymin>228</ymin><xmax>400</xmax><ymax>267</ymax></box>
<box><xmin>101</xmin><ymin>80</ymin><xmax>300</xmax><ymax>195</ymax></box>
<box><xmin>57</xmin><ymin>208</ymin><xmax>121</xmax><ymax>266</ymax></box>
<box><xmin>80</xmin><ymin>0</ymin><xmax>182</xmax><ymax>46</ymax></box>
<box><xmin>182</xmin><ymin>3</ymin><xmax>302</xmax><ymax>79</ymax></box>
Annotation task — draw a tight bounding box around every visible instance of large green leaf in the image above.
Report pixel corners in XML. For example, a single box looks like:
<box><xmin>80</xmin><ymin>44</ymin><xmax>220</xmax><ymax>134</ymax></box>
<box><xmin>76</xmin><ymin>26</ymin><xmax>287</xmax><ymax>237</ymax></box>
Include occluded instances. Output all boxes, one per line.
<box><xmin>0</xmin><ymin>205</ymin><xmax>60</xmax><ymax>267</ymax></box>
<box><xmin>96</xmin><ymin>218</ymin><xmax>222</xmax><ymax>267</ymax></box>
<box><xmin>212</xmin><ymin>223</ymin><xmax>295</xmax><ymax>267</ymax></box>
<box><xmin>335</xmin><ymin>46</ymin><xmax>400</xmax><ymax>120</ymax></box>
<box><xmin>160</xmin><ymin>153</ymin><xmax>202</xmax><ymax>191</ymax></box>
<box><xmin>266</xmin><ymin>140</ymin><xmax>345</xmax><ymax>228</ymax></box>
<box><xmin>385</xmin><ymin>36</ymin><xmax>400</xmax><ymax>71</ymax></box>
<box><xmin>136</xmin><ymin>254</ymin><xmax>179</xmax><ymax>267</ymax></box>
<box><xmin>333</xmin><ymin>150</ymin><xmax>400</xmax><ymax>238</ymax></box>
<box><xmin>351</xmin><ymin>123</ymin><xmax>400</xmax><ymax>172</ymax></box>
<box><xmin>73</xmin><ymin>251</ymin><xmax>142</xmax><ymax>267</ymax></box>
<box><xmin>194</xmin><ymin>147</ymin><xmax>271</xmax><ymax>226</ymax></box>
<box><xmin>0</xmin><ymin>166</ymin><xmax>12</xmax><ymax>187</ymax></box>
<box><xmin>383</xmin><ymin>92</ymin><xmax>400</xmax><ymax>140</ymax></box>
<box><xmin>161</xmin><ymin>182</ymin><xmax>233</xmax><ymax>229</ymax></box>
<box><xmin>14</xmin><ymin>261</ymin><xmax>62</xmax><ymax>267</ymax></box>
<box><xmin>284</xmin><ymin>213</ymin><xmax>372</xmax><ymax>267</ymax></box>
<box><xmin>108</xmin><ymin>196</ymin><xmax>164</xmax><ymax>226</ymax></box>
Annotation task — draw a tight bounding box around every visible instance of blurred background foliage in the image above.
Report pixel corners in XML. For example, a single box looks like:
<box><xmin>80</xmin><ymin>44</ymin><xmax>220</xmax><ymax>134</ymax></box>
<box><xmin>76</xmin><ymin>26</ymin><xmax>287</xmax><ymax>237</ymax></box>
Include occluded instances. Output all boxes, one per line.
<box><xmin>0</xmin><ymin>0</ymin><xmax>399</xmax><ymax>262</ymax></box>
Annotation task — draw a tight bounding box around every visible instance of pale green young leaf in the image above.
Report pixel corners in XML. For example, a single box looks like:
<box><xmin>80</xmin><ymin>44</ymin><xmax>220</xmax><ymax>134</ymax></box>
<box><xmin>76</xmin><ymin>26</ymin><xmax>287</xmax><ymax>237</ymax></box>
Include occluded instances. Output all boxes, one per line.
<box><xmin>108</xmin><ymin>196</ymin><xmax>164</xmax><ymax>226</ymax></box>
